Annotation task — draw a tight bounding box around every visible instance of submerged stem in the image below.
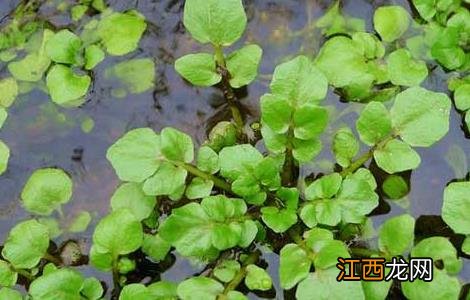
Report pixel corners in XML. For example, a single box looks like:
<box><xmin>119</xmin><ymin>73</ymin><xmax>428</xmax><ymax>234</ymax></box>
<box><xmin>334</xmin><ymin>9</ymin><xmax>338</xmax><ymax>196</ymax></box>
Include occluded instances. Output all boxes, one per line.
<box><xmin>220</xmin><ymin>251</ymin><xmax>260</xmax><ymax>297</ymax></box>
<box><xmin>174</xmin><ymin>161</ymin><xmax>233</xmax><ymax>193</ymax></box>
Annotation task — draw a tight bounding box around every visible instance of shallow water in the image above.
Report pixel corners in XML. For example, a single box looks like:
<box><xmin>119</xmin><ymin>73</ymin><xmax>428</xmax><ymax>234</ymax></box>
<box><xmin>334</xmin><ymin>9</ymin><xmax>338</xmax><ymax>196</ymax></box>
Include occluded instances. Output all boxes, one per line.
<box><xmin>1</xmin><ymin>0</ymin><xmax>470</xmax><ymax>298</ymax></box>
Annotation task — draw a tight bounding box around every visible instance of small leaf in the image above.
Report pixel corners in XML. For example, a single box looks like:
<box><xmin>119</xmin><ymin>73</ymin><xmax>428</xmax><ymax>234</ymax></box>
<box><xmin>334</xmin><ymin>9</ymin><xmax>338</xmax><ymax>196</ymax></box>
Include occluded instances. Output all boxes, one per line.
<box><xmin>314</xmin><ymin>240</ymin><xmax>349</xmax><ymax>270</ymax></box>
<box><xmin>305</xmin><ymin>173</ymin><xmax>342</xmax><ymax>200</ymax></box>
<box><xmin>177</xmin><ymin>277</ymin><xmax>223</xmax><ymax>300</ymax></box>
<box><xmin>213</xmin><ymin>260</ymin><xmax>240</xmax><ymax>283</ymax></box>
<box><xmin>0</xmin><ymin>77</ymin><xmax>18</xmax><ymax>108</ymax></box>
<box><xmin>402</xmin><ymin>269</ymin><xmax>461</xmax><ymax>300</ymax></box>
<box><xmin>196</xmin><ymin>146</ymin><xmax>219</xmax><ymax>174</ymax></box>
<box><xmin>245</xmin><ymin>264</ymin><xmax>272</xmax><ymax>291</ymax></box>
<box><xmin>378</xmin><ymin>214</ymin><xmax>415</xmax><ymax>255</ymax></box>
<box><xmin>374</xmin><ymin>6</ymin><xmax>410</xmax><ymax>42</ymax></box>
<box><xmin>29</xmin><ymin>268</ymin><xmax>84</xmax><ymax>299</ymax></box>
<box><xmin>46</xmin><ymin>65</ymin><xmax>90</xmax><ymax>106</ymax></box>
<box><xmin>382</xmin><ymin>175</ymin><xmax>409</xmax><ymax>199</ymax></box>
<box><xmin>455</xmin><ymin>84</ymin><xmax>470</xmax><ymax>111</ymax></box>
<box><xmin>226</xmin><ymin>44</ymin><xmax>262</xmax><ymax>88</ymax></box>
<box><xmin>292</xmin><ymin>138</ymin><xmax>322</xmax><ymax>163</ymax></box>
<box><xmin>356</xmin><ymin>102</ymin><xmax>392</xmax><ymax>146</ymax></box>
<box><xmin>0</xmin><ymin>260</ymin><xmax>17</xmax><ymax>287</ymax></box>
<box><xmin>142</xmin><ymin>162</ymin><xmax>187</xmax><ymax>197</ymax></box>
<box><xmin>279</xmin><ymin>244</ymin><xmax>311</xmax><ymax>289</ymax></box>
<box><xmin>160</xmin><ymin>127</ymin><xmax>194</xmax><ymax>163</ymax></box>
<box><xmin>219</xmin><ymin>144</ymin><xmax>263</xmax><ymax>181</ymax></box>
<box><xmin>0</xmin><ymin>140</ymin><xmax>9</xmax><ymax>175</ymax></box>
<box><xmin>147</xmin><ymin>281</ymin><xmax>178</xmax><ymax>299</ymax></box>
<box><xmin>373</xmin><ymin>139</ymin><xmax>421</xmax><ymax>174</ymax></box>
<box><xmin>0</xmin><ymin>288</ymin><xmax>22</xmax><ymax>300</ymax></box>
<box><xmin>97</xmin><ymin>11</ymin><xmax>146</xmax><ymax>56</ymax></box>
<box><xmin>68</xmin><ymin>210</ymin><xmax>92</xmax><ymax>233</ymax></box>
<box><xmin>175</xmin><ymin>53</ymin><xmax>221</xmax><ymax>87</ymax></box>
<box><xmin>142</xmin><ymin>234</ymin><xmax>171</xmax><ymax>262</ymax></box>
<box><xmin>2</xmin><ymin>219</ymin><xmax>49</xmax><ymax>269</ymax></box>
<box><xmin>293</xmin><ymin>104</ymin><xmax>328</xmax><ymax>140</ymax></box>
<box><xmin>186</xmin><ymin>177</ymin><xmax>213</xmax><ymax>199</ymax></box>
<box><xmin>333</xmin><ymin>127</ymin><xmax>359</xmax><ymax>167</ymax></box>
<box><xmin>386</xmin><ymin>49</ymin><xmax>428</xmax><ymax>86</ymax></box>
<box><xmin>119</xmin><ymin>284</ymin><xmax>152</xmax><ymax>300</ymax></box>
<box><xmin>442</xmin><ymin>182</ymin><xmax>470</xmax><ymax>234</ymax></box>
<box><xmin>260</xmin><ymin>93</ymin><xmax>293</xmax><ymax>134</ymax></box>
<box><xmin>46</xmin><ymin>29</ymin><xmax>82</xmax><ymax>65</ymax></box>
<box><xmin>391</xmin><ymin>87</ymin><xmax>451</xmax><ymax>147</ymax></box>
<box><xmin>84</xmin><ymin>45</ymin><xmax>105</xmax><ymax>70</ymax></box>
<box><xmin>411</xmin><ymin>237</ymin><xmax>462</xmax><ymax>274</ymax></box>
<box><xmin>81</xmin><ymin>277</ymin><xmax>104</xmax><ymax>300</ymax></box>
<box><xmin>261</xmin><ymin>207</ymin><xmax>297</xmax><ymax>233</ymax></box>
<box><xmin>183</xmin><ymin>0</ymin><xmax>247</xmax><ymax>46</ymax></box>
<box><xmin>111</xmin><ymin>182</ymin><xmax>156</xmax><ymax>220</ymax></box>
<box><xmin>21</xmin><ymin>168</ymin><xmax>73</xmax><ymax>216</ymax></box>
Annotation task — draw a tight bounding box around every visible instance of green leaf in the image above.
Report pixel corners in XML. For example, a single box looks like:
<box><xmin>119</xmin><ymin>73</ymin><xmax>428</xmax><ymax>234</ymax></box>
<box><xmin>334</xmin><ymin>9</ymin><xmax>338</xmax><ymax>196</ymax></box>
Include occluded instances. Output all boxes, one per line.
<box><xmin>71</xmin><ymin>5</ymin><xmax>88</xmax><ymax>21</ymax></box>
<box><xmin>177</xmin><ymin>277</ymin><xmax>223</xmax><ymax>300</ymax></box>
<box><xmin>279</xmin><ymin>244</ymin><xmax>311</xmax><ymax>289</ymax></box>
<box><xmin>378</xmin><ymin>214</ymin><xmax>414</xmax><ymax>255</ymax></box>
<box><xmin>46</xmin><ymin>29</ymin><xmax>82</xmax><ymax>65</ymax></box>
<box><xmin>227</xmin><ymin>291</ymin><xmax>247</xmax><ymax>300</ymax></box>
<box><xmin>0</xmin><ymin>260</ymin><xmax>17</xmax><ymax>287</ymax></box>
<box><xmin>347</xmin><ymin>168</ymin><xmax>377</xmax><ymax>190</ymax></box>
<box><xmin>183</xmin><ymin>0</ymin><xmax>247</xmax><ymax>46</ymax></box>
<box><xmin>260</xmin><ymin>94</ymin><xmax>293</xmax><ymax>134</ymax></box>
<box><xmin>0</xmin><ymin>140</ymin><xmax>9</xmax><ymax>175</ymax></box>
<box><xmin>373</xmin><ymin>139</ymin><xmax>421</xmax><ymax>174</ymax></box>
<box><xmin>186</xmin><ymin>178</ymin><xmax>213</xmax><ymax>199</ymax></box>
<box><xmin>305</xmin><ymin>173</ymin><xmax>342</xmax><ymax>200</ymax></box>
<box><xmin>93</xmin><ymin>209</ymin><xmax>143</xmax><ymax>257</ymax></box>
<box><xmin>431</xmin><ymin>27</ymin><xmax>465</xmax><ymax>70</ymax></box>
<box><xmin>412</xmin><ymin>0</ymin><xmax>437</xmax><ymax>20</ymax></box>
<box><xmin>111</xmin><ymin>182</ymin><xmax>156</xmax><ymax>220</ymax></box>
<box><xmin>219</xmin><ymin>144</ymin><xmax>263</xmax><ymax>181</ymax></box>
<box><xmin>352</xmin><ymin>32</ymin><xmax>385</xmax><ymax>59</ymax></box>
<box><xmin>2</xmin><ymin>219</ymin><xmax>49</xmax><ymax>269</ymax></box>
<box><xmin>142</xmin><ymin>234</ymin><xmax>171</xmax><ymax>262</ymax></box>
<box><xmin>382</xmin><ymin>175</ymin><xmax>409</xmax><ymax>199</ymax></box>
<box><xmin>21</xmin><ymin>168</ymin><xmax>73</xmax><ymax>215</ymax></box>
<box><xmin>105</xmin><ymin>58</ymin><xmax>155</xmax><ymax>94</ymax></box>
<box><xmin>68</xmin><ymin>210</ymin><xmax>92</xmax><ymax>233</ymax></box>
<box><xmin>391</xmin><ymin>87</ymin><xmax>451</xmax><ymax>147</ymax></box>
<box><xmin>455</xmin><ymin>84</ymin><xmax>470</xmax><ymax>111</ymax></box>
<box><xmin>207</xmin><ymin>121</ymin><xmax>237</xmax><ymax>152</ymax></box>
<box><xmin>336</xmin><ymin>178</ymin><xmax>379</xmax><ymax>224</ymax></box>
<box><xmin>147</xmin><ymin>281</ymin><xmax>178</xmax><ymax>299</ymax></box>
<box><xmin>84</xmin><ymin>45</ymin><xmax>105</xmax><ymax>70</ymax></box>
<box><xmin>160</xmin><ymin>127</ymin><xmax>194</xmax><ymax>163</ymax></box>
<box><xmin>333</xmin><ymin>127</ymin><xmax>359</xmax><ymax>167</ymax></box>
<box><xmin>81</xmin><ymin>277</ymin><xmax>104</xmax><ymax>300</ymax></box>
<box><xmin>304</xmin><ymin>228</ymin><xmax>334</xmax><ymax>249</ymax></box>
<box><xmin>226</xmin><ymin>44</ymin><xmax>262</xmax><ymax>88</ymax></box>
<box><xmin>292</xmin><ymin>138</ymin><xmax>322</xmax><ymax>163</ymax></box>
<box><xmin>245</xmin><ymin>264</ymin><xmax>272</xmax><ymax>291</ymax></box>
<box><xmin>46</xmin><ymin>65</ymin><xmax>90</xmax><ymax>107</ymax></box>
<box><xmin>402</xmin><ymin>269</ymin><xmax>460</xmax><ymax>300</ymax></box>
<box><xmin>175</xmin><ymin>53</ymin><xmax>221</xmax><ymax>87</ymax></box>
<box><xmin>0</xmin><ymin>288</ymin><xmax>22</xmax><ymax>300</ymax></box>
<box><xmin>0</xmin><ymin>108</ymin><xmax>8</xmax><ymax>129</ymax></box>
<box><xmin>270</xmin><ymin>55</ymin><xmax>328</xmax><ymax>104</ymax></box>
<box><xmin>89</xmin><ymin>245</ymin><xmax>113</xmax><ymax>271</ymax></box>
<box><xmin>97</xmin><ymin>11</ymin><xmax>146</xmax><ymax>56</ymax></box>
<box><xmin>196</xmin><ymin>146</ymin><xmax>219</xmax><ymax>174</ymax></box>
<box><xmin>356</xmin><ymin>102</ymin><xmax>392</xmax><ymax>146</ymax></box>
<box><xmin>300</xmin><ymin>204</ymin><xmax>317</xmax><ymax>228</ymax></box>
<box><xmin>442</xmin><ymin>182</ymin><xmax>470</xmax><ymax>234</ymax></box>
<box><xmin>142</xmin><ymin>162</ymin><xmax>187</xmax><ymax>197</ymax></box>
<box><xmin>38</xmin><ymin>217</ymin><xmax>62</xmax><ymax>239</ymax></box>
<box><xmin>314</xmin><ymin>240</ymin><xmax>350</xmax><ymax>270</ymax></box>
<box><xmin>362</xmin><ymin>281</ymin><xmax>392</xmax><ymax>300</ymax></box>
<box><xmin>296</xmin><ymin>268</ymin><xmax>365</xmax><ymax>300</ymax></box>
<box><xmin>386</xmin><ymin>49</ymin><xmax>428</xmax><ymax>86</ymax></box>
<box><xmin>412</xmin><ymin>237</ymin><xmax>462</xmax><ymax>274</ymax></box>
<box><xmin>106</xmin><ymin>128</ymin><xmax>161</xmax><ymax>182</ymax></box>
<box><xmin>0</xmin><ymin>77</ymin><xmax>18</xmax><ymax>108</ymax></box>
<box><xmin>373</xmin><ymin>6</ymin><xmax>410</xmax><ymax>42</ymax></box>
<box><xmin>213</xmin><ymin>260</ymin><xmax>240</xmax><ymax>283</ymax></box>
<box><xmin>119</xmin><ymin>284</ymin><xmax>152</xmax><ymax>300</ymax></box>
<box><xmin>261</xmin><ymin>207</ymin><xmax>297</xmax><ymax>233</ymax></box>
<box><xmin>29</xmin><ymin>268</ymin><xmax>84</xmax><ymax>300</ymax></box>
<box><xmin>293</xmin><ymin>104</ymin><xmax>328</xmax><ymax>140</ymax></box>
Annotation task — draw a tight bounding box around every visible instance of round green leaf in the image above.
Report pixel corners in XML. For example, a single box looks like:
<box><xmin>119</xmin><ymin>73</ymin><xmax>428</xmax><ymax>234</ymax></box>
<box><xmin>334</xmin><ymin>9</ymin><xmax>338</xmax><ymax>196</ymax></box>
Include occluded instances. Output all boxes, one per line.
<box><xmin>186</xmin><ymin>177</ymin><xmax>213</xmax><ymax>199</ymax></box>
<box><xmin>382</xmin><ymin>175</ymin><xmax>409</xmax><ymax>199</ymax></box>
<box><xmin>0</xmin><ymin>288</ymin><xmax>22</xmax><ymax>300</ymax></box>
<box><xmin>106</xmin><ymin>128</ymin><xmax>161</xmax><ymax>182</ymax></box>
<box><xmin>213</xmin><ymin>260</ymin><xmax>240</xmax><ymax>283</ymax></box>
<box><xmin>177</xmin><ymin>277</ymin><xmax>223</xmax><ymax>300</ymax></box>
<box><xmin>142</xmin><ymin>162</ymin><xmax>187</xmax><ymax>197</ymax></box>
<box><xmin>219</xmin><ymin>144</ymin><xmax>263</xmax><ymax>181</ymax></box>
<box><xmin>81</xmin><ymin>277</ymin><xmax>104</xmax><ymax>300</ymax></box>
<box><xmin>2</xmin><ymin>219</ymin><xmax>49</xmax><ymax>269</ymax></box>
<box><xmin>84</xmin><ymin>45</ymin><xmax>105</xmax><ymax>70</ymax></box>
<box><xmin>378</xmin><ymin>214</ymin><xmax>414</xmax><ymax>255</ymax></box>
<box><xmin>119</xmin><ymin>284</ymin><xmax>152</xmax><ymax>300</ymax></box>
<box><xmin>412</xmin><ymin>237</ymin><xmax>462</xmax><ymax>274</ymax></box>
<box><xmin>386</xmin><ymin>49</ymin><xmax>428</xmax><ymax>86</ymax></box>
<box><xmin>30</xmin><ymin>268</ymin><xmax>84</xmax><ymax>299</ymax></box>
<box><xmin>46</xmin><ymin>29</ymin><xmax>82</xmax><ymax>65</ymax></box>
<box><xmin>226</xmin><ymin>44</ymin><xmax>263</xmax><ymax>88</ymax></box>
<box><xmin>245</xmin><ymin>264</ymin><xmax>272</xmax><ymax>291</ymax></box>
<box><xmin>314</xmin><ymin>240</ymin><xmax>350</xmax><ymax>270</ymax></box>
<box><xmin>0</xmin><ymin>260</ymin><xmax>17</xmax><ymax>287</ymax></box>
<box><xmin>196</xmin><ymin>146</ymin><xmax>219</xmax><ymax>174</ymax></box>
<box><xmin>261</xmin><ymin>207</ymin><xmax>297</xmax><ymax>233</ymax></box>
<box><xmin>333</xmin><ymin>127</ymin><xmax>359</xmax><ymax>168</ymax></box>
<box><xmin>292</xmin><ymin>138</ymin><xmax>322</xmax><ymax>163</ymax></box>
<box><xmin>142</xmin><ymin>234</ymin><xmax>171</xmax><ymax>262</ymax></box>
<box><xmin>293</xmin><ymin>104</ymin><xmax>328</xmax><ymax>140</ymax></box>
<box><xmin>8</xmin><ymin>53</ymin><xmax>51</xmax><ymax>82</ymax></box>
<box><xmin>0</xmin><ymin>77</ymin><xmax>18</xmax><ymax>108</ymax></box>
<box><xmin>67</xmin><ymin>210</ymin><xmax>92</xmax><ymax>233</ymax></box>
<box><xmin>183</xmin><ymin>0</ymin><xmax>247</xmax><ymax>46</ymax></box>
<box><xmin>412</xmin><ymin>0</ymin><xmax>436</xmax><ymax>20</ymax></box>
<box><xmin>373</xmin><ymin>139</ymin><xmax>421</xmax><ymax>174</ymax></box>
<box><xmin>147</xmin><ymin>281</ymin><xmax>178</xmax><ymax>299</ymax></box>
<box><xmin>279</xmin><ymin>244</ymin><xmax>311</xmax><ymax>289</ymax></box>
<box><xmin>455</xmin><ymin>84</ymin><xmax>470</xmax><ymax>111</ymax></box>
<box><xmin>111</xmin><ymin>182</ymin><xmax>156</xmax><ymax>220</ymax></box>
<box><xmin>92</xmin><ymin>209</ymin><xmax>143</xmax><ymax>257</ymax></box>
<box><xmin>260</xmin><ymin>94</ymin><xmax>293</xmax><ymax>134</ymax></box>
<box><xmin>391</xmin><ymin>87</ymin><xmax>451</xmax><ymax>147</ymax></box>
<box><xmin>374</xmin><ymin>6</ymin><xmax>410</xmax><ymax>42</ymax></box>
<box><xmin>356</xmin><ymin>102</ymin><xmax>392</xmax><ymax>146</ymax></box>
<box><xmin>46</xmin><ymin>65</ymin><xmax>90</xmax><ymax>106</ymax></box>
<box><xmin>97</xmin><ymin>11</ymin><xmax>146</xmax><ymax>56</ymax></box>
<box><xmin>175</xmin><ymin>53</ymin><xmax>221</xmax><ymax>87</ymax></box>
<box><xmin>21</xmin><ymin>168</ymin><xmax>73</xmax><ymax>215</ymax></box>
<box><xmin>442</xmin><ymin>182</ymin><xmax>470</xmax><ymax>234</ymax></box>
<box><xmin>402</xmin><ymin>269</ymin><xmax>460</xmax><ymax>300</ymax></box>
<box><xmin>160</xmin><ymin>127</ymin><xmax>194</xmax><ymax>163</ymax></box>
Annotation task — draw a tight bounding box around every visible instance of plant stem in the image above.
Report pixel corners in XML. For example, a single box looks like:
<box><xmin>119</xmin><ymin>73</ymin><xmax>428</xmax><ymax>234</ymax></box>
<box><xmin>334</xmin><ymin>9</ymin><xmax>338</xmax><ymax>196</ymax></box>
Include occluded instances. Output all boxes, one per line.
<box><xmin>16</xmin><ymin>268</ymin><xmax>34</xmax><ymax>281</ymax></box>
<box><xmin>214</xmin><ymin>45</ymin><xmax>245</xmax><ymax>139</ymax></box>
<box><xmin>112</xmin><ymin>259</ymin><xmax>121</xmax><ymax>295</ymax></box>
<box><xmin>174</xmin><ymin>161</ymin><xmax>233</xmax><ymax>193</ymax></box>
<box><xmin>288</xmin><ymin>227</ymin><xmax>316</xmax><ymax>261</ymax></box>
<box><xmin>281</xmin><ymin>127</ymin><xmax>295</xmax><ymax>186</ymax></box>
<box><xmin>220</xmin><ymin>251</ymin><xmax>260</xmax><ymax>297</ymax></box>
<box><xmin>43</xmin><ymin>252</ymin><xmax>62</xmax><ymax>265</ymax></box>
<box><xmin>339</xmin><ymin>150</ymin><xmax>374</xmax><ymax>177</ymax></box>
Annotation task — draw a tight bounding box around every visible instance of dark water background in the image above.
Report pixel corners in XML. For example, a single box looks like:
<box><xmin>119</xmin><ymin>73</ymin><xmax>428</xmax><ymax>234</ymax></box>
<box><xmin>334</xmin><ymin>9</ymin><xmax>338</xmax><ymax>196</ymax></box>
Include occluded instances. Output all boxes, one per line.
<box><xmin>0</xmin><ymin>0</ymin><xmax>469</xmax><ymax>298</ymax></box>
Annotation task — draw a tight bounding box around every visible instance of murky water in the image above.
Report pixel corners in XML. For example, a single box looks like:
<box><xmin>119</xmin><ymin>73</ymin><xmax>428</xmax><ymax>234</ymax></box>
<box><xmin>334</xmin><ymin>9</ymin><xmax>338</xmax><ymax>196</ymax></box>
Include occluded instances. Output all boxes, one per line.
<box><xmin>1</xmin><ymin>0</ymin><xmax>469</xmax><ymax>298</ymax></box>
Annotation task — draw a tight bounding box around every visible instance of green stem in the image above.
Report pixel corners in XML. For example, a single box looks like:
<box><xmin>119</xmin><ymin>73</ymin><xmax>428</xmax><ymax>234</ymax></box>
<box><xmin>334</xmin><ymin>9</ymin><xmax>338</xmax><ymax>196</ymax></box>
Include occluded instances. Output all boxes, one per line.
<box><xmin>174</xmin><ymin>161</ymin><xmax>233</xmax><ymax>193</ymax></box>
<box><xmin>281</xmin><ymin>127</ymin><xmax>295</xmax><ymax>186</ymax></box>
<box><xmin>220</xmin><ymin>251</ymin><xmax>260</xmax><ymax>297</ymax></box>
<box><xmin>349</xmin><ymin>247</ymin><xmax>392</xmax><ymax>261</ymax></box>
<box><xmin>112</xmin><ymin>259</ymin><xmax>121</xmax><ymax>295</ymax></box>
<box><xmin>213</xmin><ymin>45</ymin><xmax>245</xmax><ymax>139</ymax></box>
<box><xmin>16</xmin><ymin>268</ymin><xmax>34</xmax><ymax>281</ymax></box>
<box><xmin>288</xmin><ymin>227</ymin><xmax>316</xmax><ymax>261</ymax></box>
<box><xmin>43</xmin><ymin>252</ymin><xmax>62</xmax><ymax>265</ymax></box>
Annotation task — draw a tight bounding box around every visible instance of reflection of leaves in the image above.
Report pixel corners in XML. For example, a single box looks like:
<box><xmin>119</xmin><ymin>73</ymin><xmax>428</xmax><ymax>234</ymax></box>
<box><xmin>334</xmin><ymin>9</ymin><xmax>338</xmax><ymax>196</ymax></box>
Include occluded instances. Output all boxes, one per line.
<box><xmin>105</xmin><ymin>58</ymin><xmax>155</xmax><ymax>94</ymax></box>
<box><xmin>444</xmin><ymin>144</ymin><xmax>468</xmax><ymax>179</ymax></box>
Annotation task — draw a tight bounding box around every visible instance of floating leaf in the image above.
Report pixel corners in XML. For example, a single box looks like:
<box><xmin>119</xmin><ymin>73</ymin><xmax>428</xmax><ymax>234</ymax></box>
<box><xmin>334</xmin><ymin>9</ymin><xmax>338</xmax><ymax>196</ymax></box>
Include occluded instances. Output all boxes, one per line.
<box><xmin>84</xmin><ymin>45</ymin><xmax>105</xmax><ymax>70</ymax></box>
<box><xmin>356</xmin><ymin>102</ymin><xmax>392</xmax><ymax>146</ymax></box>
<box><xmin>219</xmin><ymin>144</ymin><xmax>263</xmax><ymax>181</ymax></box>
<box><xmin>386</xmin><ymin>49</ymin><xmax>428</xmax><ymax>86</ymax></box>
<box><xmin>46</xmin><ymin>29</ymin><xmax>82</xmax><ymax>65</ymax></box>
<box><xmin>442</xmin><ymin>182</ymin><xmax>470</xmax><ymax>234</ymax></box>
<box><xmin>21</xmin><ymin>168</ymin><xmax>73</xmax><ymax>215</ymax></box>
<box><xmin>378</xmin><ymin>214</ymin><xmax>414</xmax><ymax>255</ymax></box>
<box><xmin>245</xmin><ymin>264</ymin><xmax>272</xmax><ymax>291</ymax></box>
<box><xmin>97</xmin><ymin>11</ymin><xmax>146</xmax><ymax>56</ymax></box>
<box><xmin>29</xmin><ymin>268</ymin><xmax>84</xmax><ymax>299</ymax></box>
<box><xmin>226</xmin><ymin>44</ymin><xmax>262</xmax><ymax>88</ymax></box>
<box><xmin>142</xmin><ymin>162</ymin><xmax>187</xmax><ymax>197</ymax></box>
<box><xmin>183</xmin><ymin>0</ymin><xmax>247</xmax><ymax>46</ymax></box>
<box><xmin>0</xmin><ymin>288</ymin><xmax>22</xmax><ymax>300</ymax></box>
<box><xmin>119</xmin><ymin>284</ymin><xmax>152</xmax><ymax>300</ymax></box>
<box><xmin>373</xmin><ymin>139</ymin><xmax>421</xmax><ymax>174</ymax></box>
<box><xmin>261</xmin><ymin>207</ymin><xmax>297</xmax><ymax>233</ymax></box>
<box><xmin>111</xmin><ymin>182</ymin><xmax>156</xmax><ymax>220</ymax></box>
<box><xmin>186</xmin><ymin>178</ymin><xmax>213</xmax><ymax>199</ymax></box>
<box><xmin>333</xmin><ymin>127</ymin><xmax>359</xmax><ymax>167</ymax></box>
<box><xmin>454</xmin><ymin>84</ymin><xmax>470</xmax><ymax>111</ymax></box>
<box><xmin>175</xmin><ymin>53</ymin><xmax>221</xmax><ymax>87</ymax></box>
<box><xmin>142</xmin><ymin>234</ymin><xmax>171</xmax><ymax>262</ymax></box>
<box><xmin>46</xmin><ymin>65</ymin><xmax>90</xmax><ymax>106</ymax></box>
<box><xmin>147</xmin><ymin>281</ymin><xmax>178</xmax><ymax>299</ymax></box>
<box><xmin>2</xmin><ymin>219</ymin><xmax>49</xmax><ymax>269</ymax></box>
<box><xmin>279</xmin><ymin>244</ymin><xmax>311</xmax><ymax>289</ymax></box>
<box><xmin>293</xmin><ymin>105</ymin><xmax>328</xmax><ymax>140</ymax></box>
<box><xmin>68</xmin><ymin>210</ymin><xmax>92</xmax><ymax>233</ymax></box>
<box><xmin>412</xmin><ymin>237</ymin><xmax>462</xmax><ymax>274</ymax></box>
<box><xmin>81</xmin><ymin>277</ymin><xmax>104</xmax><ymax>300</ymax></box>
<box><xmin>196</xmin><ymin>146</ymin><xmax>219</xmax><ymax>174</ymax></box>
<box><xmin>0</xmin><ymin>77</ymin><xmax>18</xmax><ymax>108</ymax></box>
<box><xmin>374</xmin><ymin>6</ymin><xmax>410</xmax><ymax>42</ymax></box>
<box><xmin>391</xmin><ymin>87</ymin><xmax>450</xmax><ymax>147</ymax></box>
<box><xmin>160</xmin><ymin>127</ymin><xmax>194</xmax><ymax>163</ymax></box>
<box><xmin>105</xmin><ymin>58</ymin><xmax>155</xmax><ymax>94</ymax></box>
<box><xmin>402</xmin><ymin>269</ymin><xmax>461</xmax><ymax>300</ymax></box>
<box><xmin>0</xmin><ymin>260</ymin><xmax>17</xmax><ymax>287</ymax></box>
<box><xmin>431</xmin><ymin>27</ymin><xmax>465</xmax><ymax>70</ymax></box>
<box><xmin>213</xmin><ymin>260</ymin><xmax>240</xmax><ymax>283</ymax></box>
